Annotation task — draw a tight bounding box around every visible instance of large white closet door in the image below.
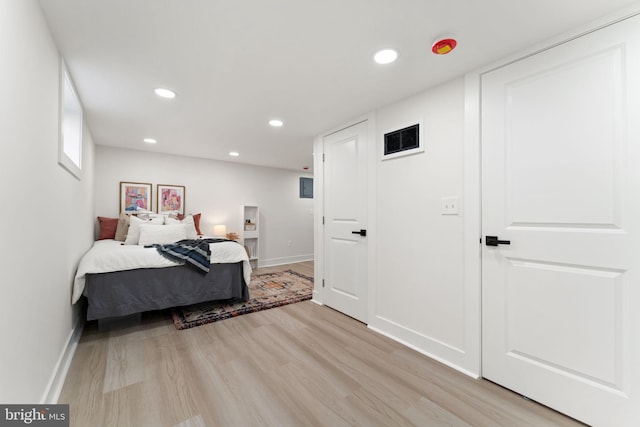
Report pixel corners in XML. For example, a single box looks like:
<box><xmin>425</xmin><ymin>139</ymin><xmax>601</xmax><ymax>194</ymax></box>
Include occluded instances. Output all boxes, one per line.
<box><xmin>481</xmin><ymin>15</ymin><xmax>640</xmax><ymax>427</ymax></box>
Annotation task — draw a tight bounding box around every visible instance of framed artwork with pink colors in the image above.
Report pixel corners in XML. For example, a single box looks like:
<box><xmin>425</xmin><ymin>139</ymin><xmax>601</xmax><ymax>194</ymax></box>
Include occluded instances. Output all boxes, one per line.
<box><xmin>157</xmin><ymin>184</ymin><xmax>185</xmax><ymax>215</ymax></box>
<box><xmin>120</xmin><ymin>181</ymin><xmax>152</xmax><ymax>213</ymax></box>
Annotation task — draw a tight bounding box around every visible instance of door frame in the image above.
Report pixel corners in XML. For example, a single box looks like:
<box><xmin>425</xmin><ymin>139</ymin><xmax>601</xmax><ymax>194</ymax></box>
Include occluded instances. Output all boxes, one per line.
<box><xmin>312</xmin><ymin>113</ymin><xmax>377</xmax><ymax>323</ymax></box>
<box><xmin>464</xmin><ymin>4</ymin><xmax>640</xmax><ymax>377</ymax></box>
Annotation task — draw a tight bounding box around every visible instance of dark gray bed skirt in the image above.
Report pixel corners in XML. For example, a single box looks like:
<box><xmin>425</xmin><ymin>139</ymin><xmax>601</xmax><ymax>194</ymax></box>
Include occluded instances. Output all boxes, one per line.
<box><xmin>85</xmin><ymin>262</ymin><xmax>248</xmax><ymax>320</ymax></box>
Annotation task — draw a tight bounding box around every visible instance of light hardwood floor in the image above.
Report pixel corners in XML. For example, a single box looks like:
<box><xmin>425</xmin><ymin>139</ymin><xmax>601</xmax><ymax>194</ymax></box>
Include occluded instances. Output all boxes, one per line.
<box><xmin>60</xmin><ymin>261</ymin><xmax>584</xmax><ymax>426</ymax></box>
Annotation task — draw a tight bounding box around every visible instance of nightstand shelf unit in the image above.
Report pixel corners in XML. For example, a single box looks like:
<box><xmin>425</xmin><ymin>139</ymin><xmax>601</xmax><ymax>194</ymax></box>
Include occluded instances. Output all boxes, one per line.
<box><xmin>242</xmin><ymin>205</ymin><xmax>259</xmax><ymax>269</ymax></box>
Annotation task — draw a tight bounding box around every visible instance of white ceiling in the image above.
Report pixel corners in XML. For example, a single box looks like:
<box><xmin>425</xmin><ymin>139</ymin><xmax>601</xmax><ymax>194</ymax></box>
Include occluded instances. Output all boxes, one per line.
<box><xmin>38</xmin><ymin>0</ymin><xmax>637</xmax><ymax>172</ymax></box>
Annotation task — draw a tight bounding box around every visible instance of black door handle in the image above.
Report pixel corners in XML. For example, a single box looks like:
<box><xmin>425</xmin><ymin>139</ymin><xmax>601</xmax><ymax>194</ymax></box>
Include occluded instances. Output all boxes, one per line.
<box><xmin>485</xmin><ymin>236</ymin><xmax>510</xmax><ymax>246</ymax></box>
<box><xmin>352</xmin><ymin>229</ymin><xmax>367</xmax><ymax>237</ymax></box>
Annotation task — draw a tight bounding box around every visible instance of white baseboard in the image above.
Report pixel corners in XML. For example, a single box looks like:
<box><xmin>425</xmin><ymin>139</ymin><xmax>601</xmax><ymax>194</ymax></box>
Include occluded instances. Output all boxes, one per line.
<box><xmin>311</xmin><ymin>290</ymin><xmax>323</xmax><ymax>305</ymax></box>
<box><xmin>368</xmin><ymin>318</ymin><xmax>480</xmax><ymax>379</ymax></box>
<box><xmin>41</xmin><ymin>317</ymin><xmax>85</xmax><ymax>404</ymax></box>
<box><xmin>259</xmin><ymin>254</ymin><xmax>314</xmax><ymax>268</ymax></box>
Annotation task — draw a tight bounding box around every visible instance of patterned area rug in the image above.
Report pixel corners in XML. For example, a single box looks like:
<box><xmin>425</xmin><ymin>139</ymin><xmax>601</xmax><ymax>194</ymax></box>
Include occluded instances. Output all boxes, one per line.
<box><xmin>172</xmin><ymin>269</ymin><xmax>314</xmax><ymax>330</ymax></box>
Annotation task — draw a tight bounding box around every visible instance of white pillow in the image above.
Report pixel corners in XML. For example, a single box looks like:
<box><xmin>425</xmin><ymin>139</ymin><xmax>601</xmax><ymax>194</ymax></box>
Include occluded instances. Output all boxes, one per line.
<box><xmin>136</xmin><ymin>213</ymin><xmax>164</xmax><ymax>222</ymax></box>
<box><xmin>124</xmin><ymin>215</ymin><xmax>163</xmax><ymax>245</ymax></box>
<box><xmin>181</xmin><ymin>214</ymin><xmax>198</xmax><ymax>239</ymax></box>
<box><xmin>150</xmin><ymin>215</ymin><xmax>164</xmax><ymax>224</ymax></box>
<box><xmin>138</xmin><ymin>224</ymin><xmax>187</xmax><ymax>246</ymax></box>
<box><xmin>164</xmin><ymin>216</ymin><xmax>180</xmax><ymax>225</ymax></box>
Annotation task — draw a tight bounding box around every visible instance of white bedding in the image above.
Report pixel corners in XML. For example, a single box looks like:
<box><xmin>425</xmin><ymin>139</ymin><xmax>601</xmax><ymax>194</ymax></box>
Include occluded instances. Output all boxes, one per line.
<box><xmin>72</xmin><ymin>239</ymin><xmax>252</xmax><ymax>303</ymax></box>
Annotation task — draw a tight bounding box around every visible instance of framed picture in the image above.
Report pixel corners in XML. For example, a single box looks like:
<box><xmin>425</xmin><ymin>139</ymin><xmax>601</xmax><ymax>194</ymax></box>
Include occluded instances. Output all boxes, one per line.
<box><xmin>120</xmin><ymin>182</ymin><xmax>152</xmax><ymax>213</ymax></box>
<box><xmin>157</xmin><ymin>184</ymin><xmax>185</xmax><ymax>215</ymax></box>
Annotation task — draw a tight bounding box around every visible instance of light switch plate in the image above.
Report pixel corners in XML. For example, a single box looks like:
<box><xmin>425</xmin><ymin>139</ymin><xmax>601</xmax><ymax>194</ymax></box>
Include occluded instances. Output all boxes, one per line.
<box><xmin>441</xmin><ymin>196</ymin><xmax>459</xmax><ymax>215</ymax></box>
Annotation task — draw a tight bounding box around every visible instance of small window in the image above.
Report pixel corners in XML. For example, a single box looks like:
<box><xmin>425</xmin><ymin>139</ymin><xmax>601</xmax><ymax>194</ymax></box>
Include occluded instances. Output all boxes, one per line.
<box><xmin>300</xmin><ymin>177</ymin><xmax>313</xmax><ymax>198</ymax></box>
<box><xmin>58</xmin><ymin>59</ymin><xmax>83</xmax><ymax>179</ymax></box>
<box><xmin>382</xmin><ymin>122</ymin><xmax>423</xmax><ymax>160</ymax></box>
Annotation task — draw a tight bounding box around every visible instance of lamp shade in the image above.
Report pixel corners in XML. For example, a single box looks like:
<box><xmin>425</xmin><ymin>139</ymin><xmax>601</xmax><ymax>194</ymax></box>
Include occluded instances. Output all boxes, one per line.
<box><xmin>213</xmin><ymin>224</ymin><xmax>227</xmax><ymax>237</ymax></box>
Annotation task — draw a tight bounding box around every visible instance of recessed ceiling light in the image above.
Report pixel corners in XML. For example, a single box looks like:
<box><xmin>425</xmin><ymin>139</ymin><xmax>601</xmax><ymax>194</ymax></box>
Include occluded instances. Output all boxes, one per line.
<box><xmin>373</xmin><ymin>49</ymin><xmax>398</xmax><ymax>64</ymax></box>
<box><xmin>154</xmin><ymin>88</ymin><xmax>176</xmax><ymax>98</ymax></box>
<box><xmin>143</xmin><ymin>138</ymin><xmax>157</xmax><ymax>144</ymax></box>
<box><xmin>229</xmin><ymin>151</ymin><xmax>239</xmax><ymax>157</ymax></box>
<box><xmin>269</xmin><ymin>119</ymin><xmax>284</xmax><ymax>127</ymax></box>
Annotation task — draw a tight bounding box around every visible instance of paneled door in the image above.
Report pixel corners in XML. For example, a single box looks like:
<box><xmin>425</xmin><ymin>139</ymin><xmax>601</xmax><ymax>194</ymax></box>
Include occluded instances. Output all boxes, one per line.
<box><xmin>323</xmin><ymin>120</ymin><xmax>368</xmax><ymax>323</ymax></box>
<box><xmin>481</xmin><ymin>15</ymin><xmax>640</xmax><ymax>427</ymax></box>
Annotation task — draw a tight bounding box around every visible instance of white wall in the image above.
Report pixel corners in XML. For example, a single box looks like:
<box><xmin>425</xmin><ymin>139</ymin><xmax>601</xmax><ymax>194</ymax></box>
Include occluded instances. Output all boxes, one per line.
<box><xmin>369</xmin><ymin>77</ymin><xmax>479</xmax><ymax>374</ymax></box>
<box><xmin>0</xmin><ymin>0</ymin><xmax>95</xmax><ymax>403</ymax></box>
<box><xmin>94</xmin><ymin>146</ymin><xmax>314</xmax><ymax>266</ymax></box>
<box><xmin>314</xmin><ymin>77</ymin><xmax>479</xmax><ymax>375</ymax></box>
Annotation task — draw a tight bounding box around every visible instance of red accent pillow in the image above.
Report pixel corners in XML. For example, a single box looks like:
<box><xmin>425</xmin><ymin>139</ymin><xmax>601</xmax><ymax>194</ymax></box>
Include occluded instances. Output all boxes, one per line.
<box><xmin>193</xmin><ymin>213</ymin><xmax>202</xmax><ymax>235</ymax></box>
<box><xmin>97</xmin><ymin>217</ymin><xmax>118</xmax><ymax>240</ymax></box>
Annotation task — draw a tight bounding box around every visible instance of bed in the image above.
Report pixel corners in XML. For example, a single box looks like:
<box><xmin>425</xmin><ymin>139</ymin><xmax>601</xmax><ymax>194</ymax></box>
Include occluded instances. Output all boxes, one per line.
<box><xmin>73</xmin><ymin>238</ymin><xmax>252</xmax><ymax>321</ymax></box>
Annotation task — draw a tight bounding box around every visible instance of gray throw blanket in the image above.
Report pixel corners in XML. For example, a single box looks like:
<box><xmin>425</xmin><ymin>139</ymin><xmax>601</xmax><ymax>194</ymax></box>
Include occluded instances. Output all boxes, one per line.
<box><xmin>153</xmin><ymin>238</ymin><xmax>230</xmax><ymax>274</ymax></box>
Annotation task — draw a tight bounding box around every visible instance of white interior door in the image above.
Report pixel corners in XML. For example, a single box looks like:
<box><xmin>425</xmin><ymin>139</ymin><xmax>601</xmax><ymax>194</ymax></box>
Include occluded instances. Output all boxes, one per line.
<box><xmin>481</xmin><ymin>16</ymin><xmax>640</xmax><ymax>427</ymax></box>
<box><xmin>323</xmin><ymin>120</ymin><xmax>368</xmax><ymax>323</ymax></box>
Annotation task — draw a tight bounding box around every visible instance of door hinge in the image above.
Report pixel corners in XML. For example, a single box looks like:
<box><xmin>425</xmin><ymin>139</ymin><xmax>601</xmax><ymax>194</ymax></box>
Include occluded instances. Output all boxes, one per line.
<box><xmin>322</xmin><ymin>153</ymin><xmax>325</xmax><ymax>162</ymax></box>
<box><xmin>322</xmin><ymin>279</ymin><xmax>325</xmax><ymax>288</ymax></box>
<box><xmin>322</xmin><ymin>216</ymin><xmax>325</xmax><ymax>225</ymax></box>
